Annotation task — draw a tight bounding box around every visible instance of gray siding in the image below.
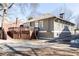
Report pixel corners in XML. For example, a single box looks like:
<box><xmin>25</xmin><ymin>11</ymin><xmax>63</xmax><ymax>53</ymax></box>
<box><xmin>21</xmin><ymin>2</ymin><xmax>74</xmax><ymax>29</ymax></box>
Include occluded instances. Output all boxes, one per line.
<box><xmin>30</xmin><ymin>22</ymin><xmax>35</xmax><ymax>27</ymax></box>
<box><xmin>38</xmin><ymin>32</ymin><xmax>54</xmax><ymax>38</ymax></box>
<box><xmin>38</xmin><ymin>18</ymin><xmax>54</xmax><ymax>38</ymax></box>
<box><xmin>38</xmin><ymin>18</ymin><xmax>54</xmax><ymax>31</ymax></box>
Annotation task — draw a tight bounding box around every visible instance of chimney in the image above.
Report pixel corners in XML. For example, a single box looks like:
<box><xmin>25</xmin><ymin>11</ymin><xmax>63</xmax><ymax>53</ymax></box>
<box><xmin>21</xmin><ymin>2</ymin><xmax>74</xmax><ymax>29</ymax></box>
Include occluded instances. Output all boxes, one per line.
<box><xmin>16</xmin><ymin>18</ymin><xmax>18</xmax><ymax>27</ymax></box>
<box><xmin>59</xmin><ymin>13</ymin><xmax>64</xmax><ymax>19</ymax></box>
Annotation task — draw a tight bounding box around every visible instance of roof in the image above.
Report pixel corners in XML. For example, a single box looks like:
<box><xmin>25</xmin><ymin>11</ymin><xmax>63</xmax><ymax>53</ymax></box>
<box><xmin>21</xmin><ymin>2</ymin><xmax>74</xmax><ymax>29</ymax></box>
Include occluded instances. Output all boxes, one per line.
<box><xmin>26</xmin><ymin>14</ymin><xmax>54</xmax><ymax>22</ymax></box>
<box><xmin>26</xmin><ymin>14</ymin><xmax>75</xmax><ymax>25</ymax></box>
<box><xmin>56</xmin><ymin>16</ymin><xmax>75</xmax><ymax>25</ymax></box>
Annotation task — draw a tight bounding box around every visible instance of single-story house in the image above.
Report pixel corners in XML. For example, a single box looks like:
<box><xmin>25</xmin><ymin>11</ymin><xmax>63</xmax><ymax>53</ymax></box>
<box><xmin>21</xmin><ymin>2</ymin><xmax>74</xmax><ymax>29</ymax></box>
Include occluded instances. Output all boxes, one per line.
<box><xmin>23</xmin><ymin>14</ymin><xmax>75</xmax><ymax>39</ymax></box>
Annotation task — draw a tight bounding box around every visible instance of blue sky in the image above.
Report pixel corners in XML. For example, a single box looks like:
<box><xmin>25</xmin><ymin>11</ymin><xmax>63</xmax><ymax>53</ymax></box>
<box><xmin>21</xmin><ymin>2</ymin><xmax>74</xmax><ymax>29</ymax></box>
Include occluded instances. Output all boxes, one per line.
<box><xmin>7</xmin><ymin>3</ymin><xmax>79</xmax><ymax>23</ymax></box>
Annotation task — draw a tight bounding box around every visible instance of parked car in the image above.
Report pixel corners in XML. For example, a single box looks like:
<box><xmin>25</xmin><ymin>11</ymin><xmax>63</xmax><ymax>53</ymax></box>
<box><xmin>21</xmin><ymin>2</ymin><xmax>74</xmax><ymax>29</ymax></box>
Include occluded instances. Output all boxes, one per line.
<box><xmin>70</xmin><ymin>39</ymin><xmax>79</xmax><ymax>48</ymax></box>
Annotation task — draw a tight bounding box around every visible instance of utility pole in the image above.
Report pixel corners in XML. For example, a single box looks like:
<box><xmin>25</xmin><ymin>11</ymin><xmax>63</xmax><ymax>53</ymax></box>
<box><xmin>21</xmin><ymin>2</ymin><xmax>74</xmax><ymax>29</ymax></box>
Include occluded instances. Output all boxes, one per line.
<box><xmin>1</xmin><ymin>3</ymin><xmax>14</xmax><ymax>28</ymax></box>
<box><xmin>0</xmin><ymin>3</ymin><xmax>13</xmax><ymax>39</ymax></box>
<box><xmin>1</xmin><ymin>3</ymin><xmax>7</xmax><ymax>29</ymax></box>
<box><xmin>1</xmin><ymin>3</ymin><xmax>8</xmax><ymax>39</ymax></box>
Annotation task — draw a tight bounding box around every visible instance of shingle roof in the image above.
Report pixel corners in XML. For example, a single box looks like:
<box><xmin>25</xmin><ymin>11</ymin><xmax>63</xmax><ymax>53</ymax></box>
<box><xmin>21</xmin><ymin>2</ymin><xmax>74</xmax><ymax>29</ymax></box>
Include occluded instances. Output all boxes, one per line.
<box><xmin>26</xmin><ymin>14</ymin><xmax>75</xmax><ymax>25</ymax></box>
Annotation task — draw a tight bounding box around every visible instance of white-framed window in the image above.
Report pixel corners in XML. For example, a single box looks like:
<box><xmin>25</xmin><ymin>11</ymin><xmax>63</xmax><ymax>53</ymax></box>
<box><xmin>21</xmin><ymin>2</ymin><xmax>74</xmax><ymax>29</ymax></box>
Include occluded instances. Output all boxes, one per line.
<box><xmin>35</xmin><ymin>21</ymin><xmax>38</xmax><ymax>27</ymax></box>
<box><xmin>38</xmin><ymin>21</ymin><xmax>43</xmax><ymax>28</ymax></box>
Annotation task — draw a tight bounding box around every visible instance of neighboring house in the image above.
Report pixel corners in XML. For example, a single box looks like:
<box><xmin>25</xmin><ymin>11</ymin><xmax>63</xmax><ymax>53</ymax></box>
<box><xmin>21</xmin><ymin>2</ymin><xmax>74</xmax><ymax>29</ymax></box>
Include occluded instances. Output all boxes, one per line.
<box><xmin>9</xmin><ymin>18</ymin><xmax>24</xmax><ymax>27</ymax></box>
<box><xmin>23</xmin><ymin>14</ymin><xmax>75</xmax><ymax>39</ymax></box>
<box><xmin>0</xmin><ymin>17</ymin><xmax>24</xmax><ymax>39</ymax></box>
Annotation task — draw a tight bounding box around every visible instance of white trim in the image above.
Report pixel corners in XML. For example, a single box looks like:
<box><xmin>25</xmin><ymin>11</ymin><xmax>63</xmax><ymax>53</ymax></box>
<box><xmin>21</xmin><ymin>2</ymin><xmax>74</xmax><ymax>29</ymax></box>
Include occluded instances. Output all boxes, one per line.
<box><xmin>39</xmin><ymin>30</ymin><xmax>74</xmax><ymax>33</ymax></box>
<box><xmin>51</xmin><ymin>31</ymin><xmax>74</xmax><ymax>32</ymax></box>
<box><xmin>51</xmin><ymin>31</ymin><xmax>61</xmax><ymax>32</ymax></box>
<box><xmin>39</xmin><ymin>37</ymin><xmax>54</xmax><ymax>40</ymax></box>
<box><xmin>39</xmin><ymin>31</ymin><xmax>47</xmax><ymax>33</ymax></box>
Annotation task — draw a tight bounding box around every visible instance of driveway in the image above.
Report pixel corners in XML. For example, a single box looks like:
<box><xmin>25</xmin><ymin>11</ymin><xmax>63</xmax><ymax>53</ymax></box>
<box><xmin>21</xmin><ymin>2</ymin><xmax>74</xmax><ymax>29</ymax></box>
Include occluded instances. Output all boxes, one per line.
<box><xmin>0</xmin><ymin>39</ymin><xmax>78</xmax><ymax>56</ymax></box>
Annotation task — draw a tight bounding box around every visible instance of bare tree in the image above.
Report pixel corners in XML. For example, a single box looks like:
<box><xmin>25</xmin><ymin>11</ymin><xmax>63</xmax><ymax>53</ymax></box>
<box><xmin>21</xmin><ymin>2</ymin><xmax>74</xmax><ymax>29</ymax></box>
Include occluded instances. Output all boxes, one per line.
<box><xmin>18</xmin><ymin>3</ymin><xmax>28</xmax><ymax>16</ymax></box>
<box><xmin>0</xmin><ymin>3</ymin><xmax>3</xmax><ymax>16</ymax></box>
<box><xmin>75</xmin><ymin>15</ymin><xmax>79</xmax><ymax>28</ymax></box>
<box><xmin>64</xmin><ymin>9</ymin><xmax>73</xmax><ymax>20</ymax></box>
<box><xmin>0</xmin><ymin>4</ymin><xmax>3</xmax><ymax>11</ymax></box>
<box><xmin>53</xmin><ymin>4</ymin><xmax>73</xmax><ymax>21</ymax></box>
<box><xmin>18</xmin><ymin>3</ymin><xmax>39</xmax><ymax>17</ymax></box>
<box><xmin>30</xmin><ymin>3</ymin><xmax>39</xmax><ymax>15</ymax></box>
<box><xmin>0</xmin><ymin>3</ymin><xmax>14</xmax><ymax>28</ymax></box>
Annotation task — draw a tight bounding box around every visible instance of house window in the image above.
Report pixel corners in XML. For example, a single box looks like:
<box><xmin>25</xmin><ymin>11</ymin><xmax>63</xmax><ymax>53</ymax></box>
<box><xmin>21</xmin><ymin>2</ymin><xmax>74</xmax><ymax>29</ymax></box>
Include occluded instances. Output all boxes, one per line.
<box><xmin>35</xmin><ymin>21</ymin><xmax>38</xmax><ymax>27</ymax></box>
<box><xmin>38</xmin><ymin>21</ymin><xmax>43</xmax><ymax>28</ymax></box>
<box><xmin>30</xmin><ymin>22</ymin><xmax>33</xmax><ymax>27</ymax></box>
